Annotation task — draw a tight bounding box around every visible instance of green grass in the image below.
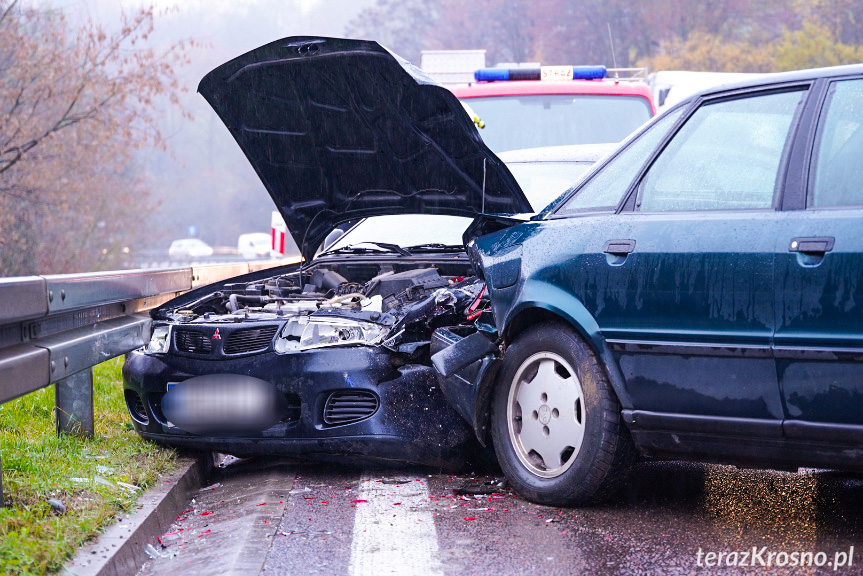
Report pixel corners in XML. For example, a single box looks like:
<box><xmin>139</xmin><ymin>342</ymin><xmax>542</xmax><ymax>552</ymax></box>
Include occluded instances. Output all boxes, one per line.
<box><xmin>0</xmin><ymin>358</ymin><xmax>179</xmax><ymax>575</ymax></box>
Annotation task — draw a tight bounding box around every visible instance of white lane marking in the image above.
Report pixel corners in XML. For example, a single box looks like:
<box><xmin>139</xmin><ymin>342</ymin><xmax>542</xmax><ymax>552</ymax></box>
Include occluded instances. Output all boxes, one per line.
<box><xmin>349</xmin><ymin>475</ymin><xmax>443</xmax><ymax>576</ymax></box>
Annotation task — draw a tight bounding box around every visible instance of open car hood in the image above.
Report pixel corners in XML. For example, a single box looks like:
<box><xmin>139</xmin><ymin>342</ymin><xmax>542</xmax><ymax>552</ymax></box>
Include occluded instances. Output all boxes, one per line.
<box><xmin>198</xmin><ymin>37</ymin><xmax>531</xmax><ymax>261</ymax></box>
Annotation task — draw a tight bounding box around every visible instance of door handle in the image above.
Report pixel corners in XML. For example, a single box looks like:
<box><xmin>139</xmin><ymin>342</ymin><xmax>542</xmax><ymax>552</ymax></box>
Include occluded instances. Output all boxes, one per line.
<box><xmin>604</xmin><ymin>239</ymin><xmax>636</xmax><ymax>255</ymax></box>
<box><xmin>789</xmin><ymin>237</ymin><xmax>834</xmax><ymax>254</ymax></box>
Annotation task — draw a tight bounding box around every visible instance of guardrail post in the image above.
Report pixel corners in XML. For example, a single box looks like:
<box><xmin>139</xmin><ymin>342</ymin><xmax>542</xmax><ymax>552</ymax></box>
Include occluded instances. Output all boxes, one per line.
<box><xmin>55</xmin><ymin>369</ymin><xmax>94</xmax><ymax>437</ymax></box>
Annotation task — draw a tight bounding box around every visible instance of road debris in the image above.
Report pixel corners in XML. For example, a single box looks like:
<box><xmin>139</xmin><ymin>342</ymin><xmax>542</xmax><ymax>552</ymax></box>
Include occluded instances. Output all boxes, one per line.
<box><xmin>453</xmin><ymin>478</ymin><xmax>507</xmax><ymax>495</ymax></box>
<box><xmin>47</xmin><ymin>498</ymin><xmax>66</xmax><ymax>514</ymax></box>
<box><xmin>212</xmin><ymin>452</ymin><xmax>244</xmax><ymax>468</ymax></box>
<box><xmin>145</xmin><ymin>543</ymin><xmax>167</xmax><ymax>559</ymax></box>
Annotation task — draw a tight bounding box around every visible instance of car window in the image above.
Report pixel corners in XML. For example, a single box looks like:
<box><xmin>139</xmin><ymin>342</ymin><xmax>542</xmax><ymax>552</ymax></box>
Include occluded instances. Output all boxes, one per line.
<box><xmin>637</xmin><ymin>90</ymin><xmax>805</xmax><ymax>212</ymax></box>
<box><xmin>558</xmin><ymin>107</ymin><xmax>685</xmax><ymax>213</ymax></box>
<box><xmin>809</xmin><ymin>79</ymin><xmax>863</xmax><ymax>208</ymax></box>
<box><xmin>327</xmin><ymin>214</ymin><xmax>472</xmax><ymax>250</ymax></box>
<box><xmin>464</xmin><ymin>95</ymin><xmax>653</xmax><ymax>152</ymax></box>
<box><xmin>507</xmin><ymin>161</ymin><xmax>594</xmax><ymax>210</ymax></box>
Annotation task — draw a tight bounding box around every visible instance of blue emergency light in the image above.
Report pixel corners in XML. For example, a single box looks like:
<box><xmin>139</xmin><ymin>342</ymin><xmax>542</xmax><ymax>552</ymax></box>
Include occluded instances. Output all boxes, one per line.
<box><xmin>474</xmin><ymin>65</ymin><xmax>608</xmax><ymax>82</ymax></box>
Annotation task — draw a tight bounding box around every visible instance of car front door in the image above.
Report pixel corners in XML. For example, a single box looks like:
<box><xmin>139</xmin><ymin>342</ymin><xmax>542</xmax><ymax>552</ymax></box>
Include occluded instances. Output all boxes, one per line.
<box><xmin>565</xmin><ymin>88</ymin><xmax>810</xmax><ymax>435</ymax></box>
<box><xmin>774</xmin><ymin>77</ymin><xmax>863</xmax><ymax>445</ymax></box>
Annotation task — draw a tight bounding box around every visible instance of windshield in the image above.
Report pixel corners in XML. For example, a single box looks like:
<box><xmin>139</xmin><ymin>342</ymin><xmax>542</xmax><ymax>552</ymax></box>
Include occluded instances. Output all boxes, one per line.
<box><xmin>327</xmin><ymin>214</ymin><xmax>472</xmax><ymax>252</ymax></box>
<box><xmin>507</xmin><ymin>161</ymin><xmax>593</xmax><ymax>210</ymax></box>
<box><xmin>464</xmin><ymin>95</ymin><xmax>652</xmax><ymax>152</ymax></box>
<box><xmin>325</xmin><ymin>160</ymin><xmax>595</xmax><ymax>252</ymax></box>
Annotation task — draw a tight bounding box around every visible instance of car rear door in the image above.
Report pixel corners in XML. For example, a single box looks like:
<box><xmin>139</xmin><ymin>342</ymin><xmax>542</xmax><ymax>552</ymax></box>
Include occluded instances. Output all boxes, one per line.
<box><xmin>773</xmin><ymin>77</ymin><xmax>863</xmax><ymax>444</ymax></box>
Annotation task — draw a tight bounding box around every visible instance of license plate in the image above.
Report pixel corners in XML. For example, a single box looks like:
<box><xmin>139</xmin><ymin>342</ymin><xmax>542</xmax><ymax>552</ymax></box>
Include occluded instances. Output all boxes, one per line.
<box><xmin>161</xmin><ymin>374</ymin><xmax>285</xmax><ymax>435</ymax></box>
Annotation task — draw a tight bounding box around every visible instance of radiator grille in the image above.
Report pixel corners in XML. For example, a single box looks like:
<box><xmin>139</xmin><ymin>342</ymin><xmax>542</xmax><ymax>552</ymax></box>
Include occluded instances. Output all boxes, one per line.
<box><xmin>174</xmin><ymin>329</ymin><xmax>212</xmax><ymax>354</ymax></box>
<box><xmin>323</xmin><ymin>390</ymin><xmax>379</xmax><ymax>426</ymax></box>
<box><xmin>224</xmin><ymin>326</ymin><xmax>279</xmax><ymax>355</ymax></box>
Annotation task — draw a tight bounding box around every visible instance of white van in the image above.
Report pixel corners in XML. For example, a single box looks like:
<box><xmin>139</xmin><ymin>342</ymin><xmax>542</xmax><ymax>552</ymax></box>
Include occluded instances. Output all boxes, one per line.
<box><xmin>237</xmin><ymin>232</ymin><xmax>273</xmax><ymax>260</ymax></box>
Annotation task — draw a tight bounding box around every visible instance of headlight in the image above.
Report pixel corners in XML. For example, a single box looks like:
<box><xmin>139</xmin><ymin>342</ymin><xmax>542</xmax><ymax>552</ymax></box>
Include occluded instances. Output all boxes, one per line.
<box><xmin>275</xmin><ymin>317</ymin><xmax>387</xmax><ymax>353</ymax></box>
<box><xmin>145</xmin><ymin>325</ymin><xmax>170</xmax><ymax>354</ymax></box>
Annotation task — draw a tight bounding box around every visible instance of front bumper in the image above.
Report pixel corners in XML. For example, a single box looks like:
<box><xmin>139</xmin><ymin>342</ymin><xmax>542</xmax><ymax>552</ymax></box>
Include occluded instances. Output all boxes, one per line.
<box><xmin>122</xmin><ymin>345</ymin><xmax>476</xmax><ymax>469</ymax></box>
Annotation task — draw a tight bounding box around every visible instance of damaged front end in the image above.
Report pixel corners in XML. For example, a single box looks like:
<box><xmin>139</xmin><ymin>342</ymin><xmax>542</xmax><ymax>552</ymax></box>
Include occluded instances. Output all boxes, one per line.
<box><xmin>429</xmin><ymin>214</ymin><xmax>531</xmax><ymax>445</ymax></box>
<box><xmin>123</xmin><ymin>258</ymin><xmax>495</xmax><ymax>469</ymax></box>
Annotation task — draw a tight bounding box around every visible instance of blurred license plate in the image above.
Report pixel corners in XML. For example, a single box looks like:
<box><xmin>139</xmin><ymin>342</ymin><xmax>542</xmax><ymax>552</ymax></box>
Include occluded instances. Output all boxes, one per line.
<box><xmin>161</xmin><ymin>374</ymin><xmax>285</xmax><ymax>435</ymax></box>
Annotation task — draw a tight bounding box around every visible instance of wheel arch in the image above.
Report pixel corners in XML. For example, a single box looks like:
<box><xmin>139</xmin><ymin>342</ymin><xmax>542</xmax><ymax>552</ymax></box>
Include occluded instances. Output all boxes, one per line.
<box><xmin>498</xmin><ymin>282</ymin><xmax>633</xmax><ymax>411</ymax></box>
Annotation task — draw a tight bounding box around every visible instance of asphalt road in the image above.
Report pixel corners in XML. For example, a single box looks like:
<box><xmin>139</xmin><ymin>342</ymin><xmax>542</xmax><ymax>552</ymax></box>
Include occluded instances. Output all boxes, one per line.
<box><xmin>140</xmin><ymin>458</ymin><xmax>863</xmax><ymax>575</ymax></box>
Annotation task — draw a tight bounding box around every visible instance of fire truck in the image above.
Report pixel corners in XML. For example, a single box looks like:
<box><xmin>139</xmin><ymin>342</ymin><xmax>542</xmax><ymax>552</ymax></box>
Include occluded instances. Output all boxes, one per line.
<box><xmin>421</xmin><ymin>50</ymin><xmax>656</xmax><ymax>152</ymax></box>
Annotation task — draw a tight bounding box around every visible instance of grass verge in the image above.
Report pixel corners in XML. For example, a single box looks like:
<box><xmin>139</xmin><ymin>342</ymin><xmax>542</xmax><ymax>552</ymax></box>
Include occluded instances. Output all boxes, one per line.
<box><xmin>0</xmin><ymin>357</ymin><xmax>179</xmax><ymax>575</ymax></box>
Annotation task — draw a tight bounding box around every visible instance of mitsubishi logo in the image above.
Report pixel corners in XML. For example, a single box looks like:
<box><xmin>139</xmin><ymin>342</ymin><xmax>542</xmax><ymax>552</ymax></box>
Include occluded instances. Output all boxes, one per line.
<box><xmin>212</xmin><ymin>328</ymin><xmax>222</xmax><ymax>340</ymax></box>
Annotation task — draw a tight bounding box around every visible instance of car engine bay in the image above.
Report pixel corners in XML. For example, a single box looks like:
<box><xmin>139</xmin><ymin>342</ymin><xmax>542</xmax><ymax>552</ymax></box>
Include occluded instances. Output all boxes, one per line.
<box><xmin>148</xmin><ymin>262</ymin><xmax>487</xmax><ymax>360</ymax></box>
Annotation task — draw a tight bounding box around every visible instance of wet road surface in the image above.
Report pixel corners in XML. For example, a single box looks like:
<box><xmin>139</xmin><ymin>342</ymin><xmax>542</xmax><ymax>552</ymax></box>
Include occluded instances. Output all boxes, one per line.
<box><xmin>140</xmin><ymin>459</ymin><xmax>863</xmax><ymax>575</ymax></box>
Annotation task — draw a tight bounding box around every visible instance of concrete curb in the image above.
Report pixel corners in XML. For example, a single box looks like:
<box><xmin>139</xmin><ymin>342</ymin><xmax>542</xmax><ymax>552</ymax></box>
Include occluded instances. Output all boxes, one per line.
<box><xmin>62</xmin><ymin>455</ymin><xmax>206</xmax><ymax>576</ymax></box>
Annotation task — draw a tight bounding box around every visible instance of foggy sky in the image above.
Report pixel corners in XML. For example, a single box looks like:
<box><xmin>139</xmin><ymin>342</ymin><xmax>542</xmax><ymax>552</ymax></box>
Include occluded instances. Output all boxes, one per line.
<box><xmin>48</xmin><ymin>0</ymin><xmax>376</xmax><ymax>250</ymax></box>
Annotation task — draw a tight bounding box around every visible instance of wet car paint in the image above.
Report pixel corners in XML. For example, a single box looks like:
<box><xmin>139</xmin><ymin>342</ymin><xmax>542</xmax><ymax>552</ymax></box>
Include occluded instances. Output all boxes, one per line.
<box><xmin>437</xmin><ymin>64</ymin><xmax>863</xmax><ymax>473</ymax></box>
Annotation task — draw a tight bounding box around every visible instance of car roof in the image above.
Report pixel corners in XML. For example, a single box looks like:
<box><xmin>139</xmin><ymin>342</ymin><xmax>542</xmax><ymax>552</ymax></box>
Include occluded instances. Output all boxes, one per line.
<box><xmin>450</xmin><ymin>80</ymin><xmax>654</xmax><ymax>101</ymax></box>
<box><xmin>685</xmin><ymin>63</ymin><xmax>863</xmax><ymax>102</ymax></box>
<box><xmin>498</xmin><ymin>143</ymin><xmax>618</xmax><ymax>164</ymax></box>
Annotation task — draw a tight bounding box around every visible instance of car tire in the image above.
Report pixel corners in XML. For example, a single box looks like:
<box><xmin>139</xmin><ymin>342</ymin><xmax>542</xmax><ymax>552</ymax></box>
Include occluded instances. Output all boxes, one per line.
<box><xmin>491</xmin><ymin>321</ymin><xmax>634</xmax><ymax>506</ymax></box>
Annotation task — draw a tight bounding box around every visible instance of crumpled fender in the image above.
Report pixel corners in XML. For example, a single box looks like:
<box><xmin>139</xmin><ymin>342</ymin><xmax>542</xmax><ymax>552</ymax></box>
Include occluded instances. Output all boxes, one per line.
<box><xmin>499</xmin><ymin>278</ymin><xmax>633</xmax><ymax>410</ymax></box>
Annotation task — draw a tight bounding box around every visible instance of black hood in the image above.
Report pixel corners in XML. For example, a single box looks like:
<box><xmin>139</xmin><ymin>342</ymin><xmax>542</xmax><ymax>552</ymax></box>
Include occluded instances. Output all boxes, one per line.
<box><xmin>198</xmin><ymin>37</ymin><xmax>531</xmax><ymax>261</ymax></box>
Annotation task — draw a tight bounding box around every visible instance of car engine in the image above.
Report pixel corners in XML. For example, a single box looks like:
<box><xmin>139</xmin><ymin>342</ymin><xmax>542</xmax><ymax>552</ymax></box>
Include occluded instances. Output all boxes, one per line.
<box><xmin>149</xmin><ymin>266</ymin><xmax>486</xmax><ymax>359</ymax></box>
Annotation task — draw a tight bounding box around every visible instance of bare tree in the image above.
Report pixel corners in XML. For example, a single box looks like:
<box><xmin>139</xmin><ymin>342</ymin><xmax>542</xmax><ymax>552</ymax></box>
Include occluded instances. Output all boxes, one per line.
<box><xmin>0</xmin><ymin>1</ymin><xmax>194</xmax><ymax>275</ymax></box>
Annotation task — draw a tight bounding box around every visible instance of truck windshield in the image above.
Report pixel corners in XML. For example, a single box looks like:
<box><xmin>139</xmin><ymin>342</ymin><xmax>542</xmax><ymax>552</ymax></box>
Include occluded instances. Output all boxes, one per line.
<box><xmin>465</xmin><ymin>94</ymin><xmax>652</xmax><ymax>152</ymax></box>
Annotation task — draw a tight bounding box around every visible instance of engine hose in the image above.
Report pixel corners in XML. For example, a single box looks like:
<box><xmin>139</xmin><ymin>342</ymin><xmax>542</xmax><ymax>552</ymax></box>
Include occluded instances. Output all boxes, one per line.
<box><xmin>322</xmin><ymin>292</ymin><xmax>366</xmax><ymax>307</ymax></box>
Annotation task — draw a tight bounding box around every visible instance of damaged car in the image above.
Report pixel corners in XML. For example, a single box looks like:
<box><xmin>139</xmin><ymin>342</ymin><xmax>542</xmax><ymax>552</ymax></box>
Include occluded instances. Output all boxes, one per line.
<box><xmin>433</xmin><ymin>63</ymin><xmax>863</xmax><ymax>504</ymax></box>
<box><xmin>122</xmin><ymin>36</ymin><xmax>606</xmax><ymax>469</ymax></box>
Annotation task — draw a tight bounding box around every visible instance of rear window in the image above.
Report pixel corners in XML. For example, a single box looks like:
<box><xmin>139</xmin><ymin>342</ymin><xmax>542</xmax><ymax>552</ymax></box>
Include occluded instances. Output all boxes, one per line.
<box><xmin>463</xmin><ymin>94</ymin><xmax>652</xmax><ymax>152</ymax></box>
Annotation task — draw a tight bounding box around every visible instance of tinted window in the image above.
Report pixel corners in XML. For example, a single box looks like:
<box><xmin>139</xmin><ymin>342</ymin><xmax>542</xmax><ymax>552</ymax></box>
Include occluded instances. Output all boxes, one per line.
<box><xmin>638</xmin><ymin>90</ymin><xmax>804</xmax><ymax>212</ymax></box>
<box><xmin>464</xmin><ymin>95</ymin><xmax>652</xmax><ymax>152</ymax></box>
<box><xmin>810</xmin><ymin>79</ymin><xmax>863</xmax><ymax>208</ymax></box>
<box><xmin>559</xmin><ymin>107</ymin><xmax>685</xmax><ymax>212</ymax></box>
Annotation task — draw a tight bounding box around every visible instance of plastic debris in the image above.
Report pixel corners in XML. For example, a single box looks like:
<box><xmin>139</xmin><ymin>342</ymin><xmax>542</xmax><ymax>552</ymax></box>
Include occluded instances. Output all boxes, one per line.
<box><xmin>47</xmin><ymin>499</ymin><xmax>66</xmax><ymax>514</ymax></box>
<box><xmin>453</xmin><ymin>478</ymin><xmax>507</xmax><ymax>495</ymax></box>
<box><xmin>350</xmin><ymin>499</ymin><xmax>368</xmax><ymax>504</ymax></box>
<box><xmin>95</xmin><ymin>465</ymin><xmax>114</xmax><ymax>475</ymax></box>
<box><xmin>94</xmin><ymin>476</ymin><xmax>114</xmax><ymax>488</ymax></box>
<box><xmin>198</xmin><ymin>482</ymin><xmax>222</xmax><ymax>492</ymax></box>
<box><xmin>288</xmin><ymin>487</ymin><xmax>312</xmax><ymax>495</ymax></box>
<box><xmin>68</xmin><ymin>477</ymin><xmax>89</xmax><ymax>483</ymax></box>
<box><xmin>145</xmin><ymin>543</ymin><xmax>166</xmax><ymax>559</ymax></box>
<box><xmin>212</xmin><ymin>452</ymin><xmax>242</xmax><ymax>468</ymax></box>
<box><xmin>381</xmin><ymin>478</ymin><xmax>411</xmax><ymax>485</ymax></box>
<box><xmin>201</xmin><ymin>511</ymin><xmax>214</xmax><ymax>516</ymax></box>
<box><xmin>117</xmin><ymin>481</ymin><xmax>141</xmax><ymax>492</ymax></box>
<box><xmin>159</xmin><ymin>531</ymin><xmax>182</xmax><ymax>545</ymax></box>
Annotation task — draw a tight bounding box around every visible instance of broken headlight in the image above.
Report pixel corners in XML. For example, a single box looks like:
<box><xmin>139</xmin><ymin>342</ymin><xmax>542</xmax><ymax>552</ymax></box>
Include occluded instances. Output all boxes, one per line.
<box><xmin>276</xmin><ymin>317</ymin><xmax>387</xmax><ymax>353</ymax></box>
<box><xmin>145</xmin><ymin>325</ymin><xmax>170</xmax><ymax>354</ymax></box>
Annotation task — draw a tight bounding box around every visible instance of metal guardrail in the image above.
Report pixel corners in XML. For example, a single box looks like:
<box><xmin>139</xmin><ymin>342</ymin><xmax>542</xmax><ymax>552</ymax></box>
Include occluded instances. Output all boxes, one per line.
<box><xmin>0</xmin><ymin>258</ymin><xmax>299</xmax><ymax>505</ymax></box>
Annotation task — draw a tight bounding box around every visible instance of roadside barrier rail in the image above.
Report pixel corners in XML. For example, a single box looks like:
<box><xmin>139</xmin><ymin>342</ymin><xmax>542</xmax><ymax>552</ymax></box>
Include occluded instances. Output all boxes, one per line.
<box><xmin>0</xmin><ymin>258</ymin><xmax>299</xmax><ymax>505</ymax></box>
